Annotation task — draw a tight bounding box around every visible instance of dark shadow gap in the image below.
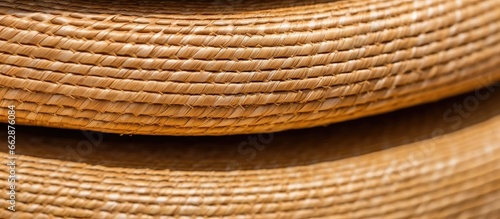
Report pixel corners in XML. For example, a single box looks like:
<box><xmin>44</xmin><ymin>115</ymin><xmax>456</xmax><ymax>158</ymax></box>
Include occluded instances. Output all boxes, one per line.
<box><xmin>2</xmin><ymin>0</ymin><xmax>341</xmax><ymax>15</ymax></box>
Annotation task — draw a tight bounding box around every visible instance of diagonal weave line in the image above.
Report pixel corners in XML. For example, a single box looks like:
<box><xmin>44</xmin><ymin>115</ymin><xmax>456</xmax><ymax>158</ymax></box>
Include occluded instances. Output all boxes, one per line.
<box><xmin>0</xmin><ymin>0</ymin><xmax>499</xmax><ymax>136</ymax></box>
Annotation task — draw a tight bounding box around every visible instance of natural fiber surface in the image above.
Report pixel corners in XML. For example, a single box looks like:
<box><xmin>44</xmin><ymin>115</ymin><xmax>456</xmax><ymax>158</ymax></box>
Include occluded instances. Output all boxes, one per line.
<box><xmin>1</xmin><ymin>86</ymin><xmax>500</xmax><ymax>218</ymax></box>
<box><xmin>1</xmin><ymin>0</ymin><xmax>500</xmax><ymax>135</ymax></box>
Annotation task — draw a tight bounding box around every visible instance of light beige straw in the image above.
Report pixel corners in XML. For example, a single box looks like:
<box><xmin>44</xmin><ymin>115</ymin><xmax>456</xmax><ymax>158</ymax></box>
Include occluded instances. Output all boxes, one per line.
<box><xmin>1</xmin><ymin>87</ymin><xmax>500</xmax><ymax>218</ymax></box>
<box><xmin>0</xmin><ymin>1</ymin><xmax>500</xmax><ymax>218</ymax></box>
<box><xmin>0</xmin><ymin>0</ymin><xmax>500</xmax><ymax>136</ymax></box>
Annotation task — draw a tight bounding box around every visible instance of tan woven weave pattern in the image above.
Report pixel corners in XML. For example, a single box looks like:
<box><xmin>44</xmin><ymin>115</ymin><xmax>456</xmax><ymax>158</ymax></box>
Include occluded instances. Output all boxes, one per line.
<box><xmin>2</xmin><ymin>88</ymin><xmax>500</xmax><ymax>218</ymax></box>
<box><xmin>0</xmin><ymin>0</ymin><xmax>500</xmax><ymax>135</ymax></box>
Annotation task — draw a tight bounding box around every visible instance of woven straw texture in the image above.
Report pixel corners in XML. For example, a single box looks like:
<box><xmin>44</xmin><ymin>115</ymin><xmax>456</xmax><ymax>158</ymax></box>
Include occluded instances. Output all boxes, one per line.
<box><xmin>0</xmin><ymin>0</ymin><xmax>500</xmax><ymax>135</ymax></box>
<box><xmin>1</xmin><ymin>86</ymin><xmax>500</xmax><ymax>218</ymax></box>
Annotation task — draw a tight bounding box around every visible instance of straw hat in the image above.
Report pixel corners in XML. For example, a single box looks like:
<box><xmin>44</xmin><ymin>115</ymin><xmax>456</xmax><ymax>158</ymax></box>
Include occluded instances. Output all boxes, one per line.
<box><xmin>1</xmin><ymin>0</ymin><xmax>500</xmax><ymax>135</ymax></box>
<box><xmin>2</xmin><ymin>86</ymin><xmax>500</xmax><ymax>218</ymax></box>
<box><xmin>1</xmin><ymin>0</ymin><xmax>500</xmax><ymax>218</ymax></box>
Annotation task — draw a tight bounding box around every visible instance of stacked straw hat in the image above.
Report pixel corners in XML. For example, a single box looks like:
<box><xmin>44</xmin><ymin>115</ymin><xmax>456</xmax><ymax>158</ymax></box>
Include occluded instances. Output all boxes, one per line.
<box><xmin>1</xmin><ymin>0</ymin><xmax>500</xmax><ymax>218</ymax></box>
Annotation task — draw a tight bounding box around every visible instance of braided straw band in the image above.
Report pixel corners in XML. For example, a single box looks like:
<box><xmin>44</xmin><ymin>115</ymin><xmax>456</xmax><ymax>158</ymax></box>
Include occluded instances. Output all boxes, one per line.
<box><xmin>2</xmin><ymin>87</ymin><xmax>500</xmax><ymax>218</ymax></box>
<box><xmin>0</xmin><ymin>0</ymin><xmax>500</xmax><ymax>135</ymax></box>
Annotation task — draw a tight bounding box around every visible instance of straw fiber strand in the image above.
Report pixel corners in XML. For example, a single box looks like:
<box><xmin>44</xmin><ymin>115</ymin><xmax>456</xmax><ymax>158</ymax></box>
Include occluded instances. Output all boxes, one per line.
<box><xmin>2</xmin><ymin>87</ymin><xmax>500</xmax><ymax>218</ymax></box>
<box><xmin>1</xmin><ymin>0</ymin><xmax>500</xmax><ymax>135</ymax></box>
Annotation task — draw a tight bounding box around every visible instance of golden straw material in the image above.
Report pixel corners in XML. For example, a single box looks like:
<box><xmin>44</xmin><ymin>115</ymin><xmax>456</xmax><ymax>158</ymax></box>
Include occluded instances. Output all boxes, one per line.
<box><xmin>1</xmin><ymin>0</ymin><xmax>500</xmax><ymax>135</ymax></box>
<box><xmin>1</xmin><ymin>87</ymin><xmax>500</xmax><ymax>218</ymax></box>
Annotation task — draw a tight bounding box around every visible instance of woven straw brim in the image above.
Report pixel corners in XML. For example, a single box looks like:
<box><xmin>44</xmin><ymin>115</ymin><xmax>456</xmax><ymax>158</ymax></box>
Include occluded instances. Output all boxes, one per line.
<box><xmin>1</xmin><ymin>86</ymin><xmax>500</xmax><ymax>218</ymax></box>
<box><xmin>0</xmin><ymin>0</ymin><xmax>500</xmax><ymax>135</ymax></box>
